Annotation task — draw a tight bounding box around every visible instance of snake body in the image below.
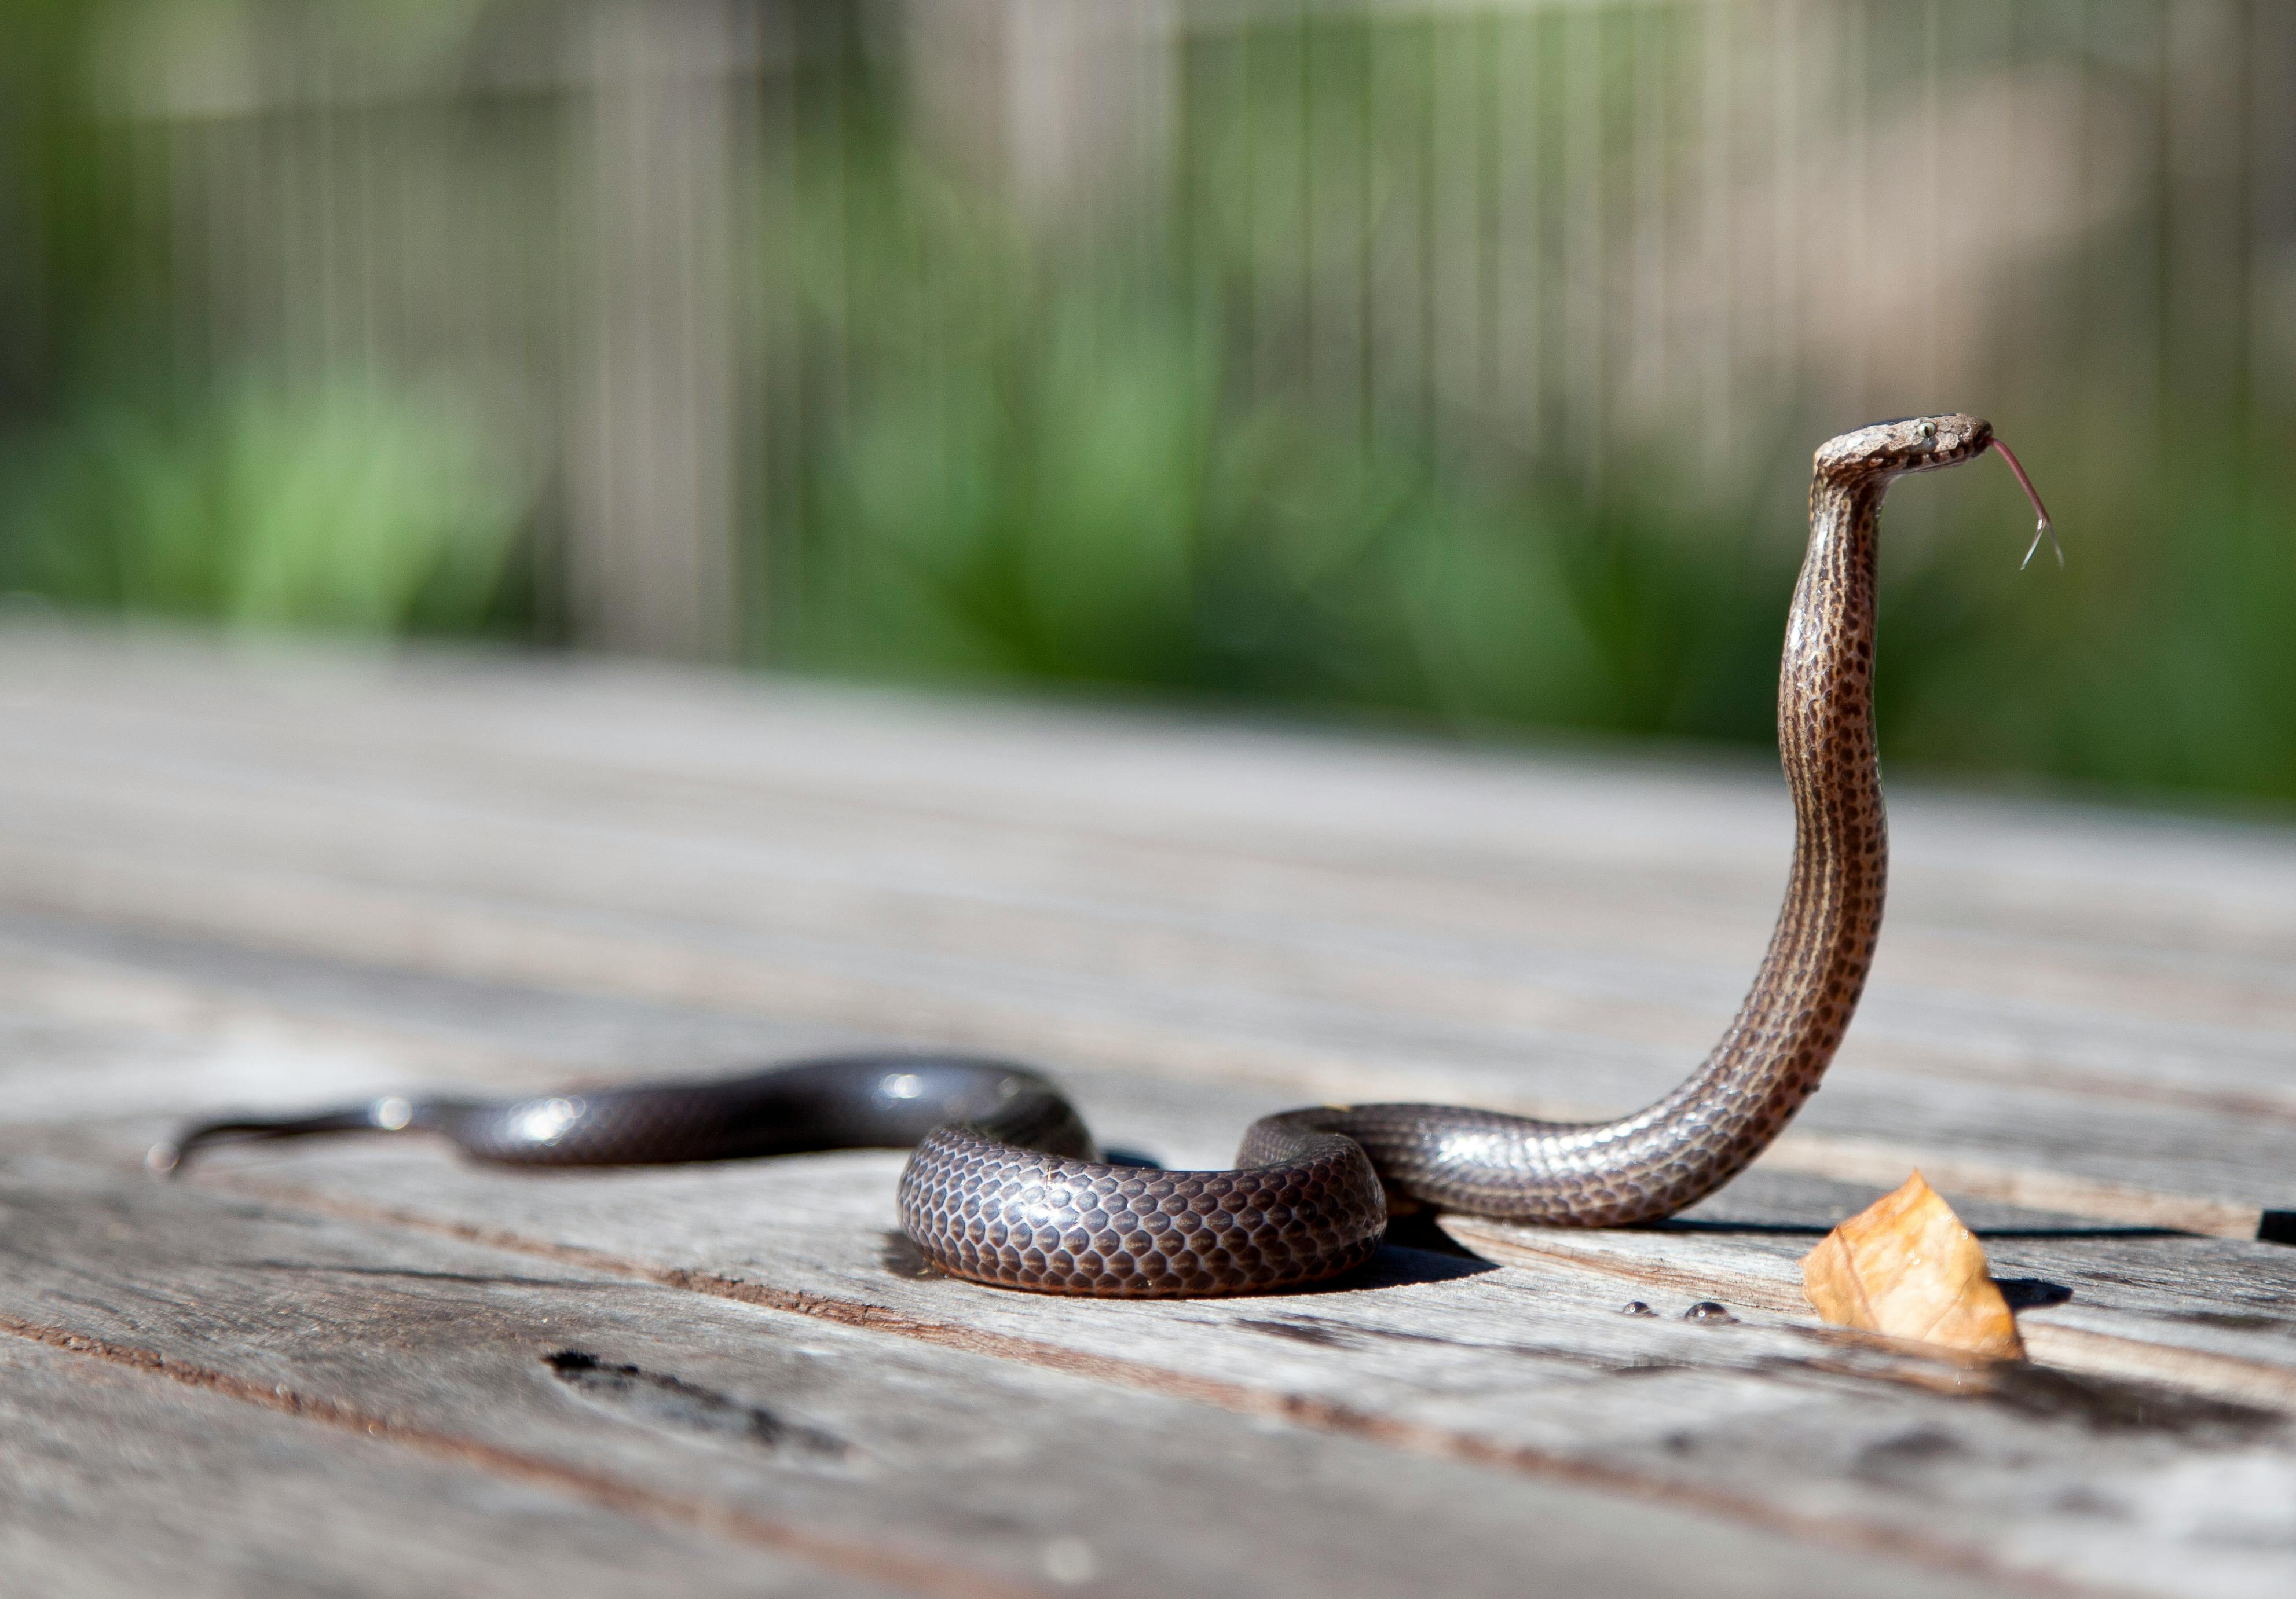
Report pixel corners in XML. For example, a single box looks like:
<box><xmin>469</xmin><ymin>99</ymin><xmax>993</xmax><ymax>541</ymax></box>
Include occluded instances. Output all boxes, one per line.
<box><xmin>159</xmin><ymin>416</ymin><xmax>2020</xmax><ymax>1297</ymax></box>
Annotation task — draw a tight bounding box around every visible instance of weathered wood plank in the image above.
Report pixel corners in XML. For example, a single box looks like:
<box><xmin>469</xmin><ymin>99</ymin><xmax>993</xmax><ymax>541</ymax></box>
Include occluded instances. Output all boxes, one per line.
<box><xmin>7</xmin><ymin>629</ymin><xmax>2292</xmax><ymax>960</ymax></box>
<box><xmin>29</xmin><ymin>1122</ymin><xmax>2291</xmax><ymax>1599</ymax></box>
<box><xmin>0</xmin><ymin>1140</ymin><xmax>2024</xmax><ymax>1599</ymax></box>
<box><xmin>0</xmin><ymin>1333</ymin><xmax>900</xmax><ymax>1599</ymax></box>
<box><xmin>14</xmin><ymin>629</ymin><xmax>2296</xmax><ymax>1065</ymax></box>
<box><xmin>13</xmin><ymin>672</ymin><xmax>2296</xmax><ymax>1063</ymax></box>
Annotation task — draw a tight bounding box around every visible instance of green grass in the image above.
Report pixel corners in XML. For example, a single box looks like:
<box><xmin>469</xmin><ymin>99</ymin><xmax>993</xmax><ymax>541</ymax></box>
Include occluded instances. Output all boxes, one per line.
<box><xmin>0</xmin><ymin>373</ymin><xmax>535</xmax><ymax>637</ymax></box>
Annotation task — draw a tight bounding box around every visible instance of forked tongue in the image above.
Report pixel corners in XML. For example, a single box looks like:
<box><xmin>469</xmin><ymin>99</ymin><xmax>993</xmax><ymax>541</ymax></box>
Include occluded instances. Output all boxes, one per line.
<box><xmin>1990</xmin><ymin>438</ymin><xmax>2062</xmax><ymax>569</ymax></box>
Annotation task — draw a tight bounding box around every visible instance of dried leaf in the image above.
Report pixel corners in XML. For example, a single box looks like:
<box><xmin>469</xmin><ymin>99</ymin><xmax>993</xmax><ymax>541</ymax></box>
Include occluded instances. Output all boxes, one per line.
<box><xmin>1800</xmin><ymin>1171</ymin><xmax>2024</xmax><ymax>1359</ymax></box>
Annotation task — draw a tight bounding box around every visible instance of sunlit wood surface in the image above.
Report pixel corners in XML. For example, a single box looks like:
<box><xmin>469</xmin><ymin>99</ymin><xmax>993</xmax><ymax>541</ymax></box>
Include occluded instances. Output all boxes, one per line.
<box><xmin>5</xmin><ymin>624</ymin><xmax>2295</xmax><ymax>1598</ymax></box>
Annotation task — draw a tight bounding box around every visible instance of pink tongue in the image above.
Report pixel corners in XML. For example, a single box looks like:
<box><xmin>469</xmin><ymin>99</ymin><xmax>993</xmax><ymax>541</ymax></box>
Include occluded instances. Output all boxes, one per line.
<box><xmin>1990</xmin><ymin>438</ymin><xmax>2063</xmax><ymax>569</ymax></box>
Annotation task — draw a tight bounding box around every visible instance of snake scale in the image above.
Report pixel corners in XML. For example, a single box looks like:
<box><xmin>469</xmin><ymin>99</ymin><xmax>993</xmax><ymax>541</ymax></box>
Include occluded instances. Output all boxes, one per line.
<box><xmin>158</xmin><ymin>415</ymin><xmax>2052</xmax><ymax>1298</ymax></box>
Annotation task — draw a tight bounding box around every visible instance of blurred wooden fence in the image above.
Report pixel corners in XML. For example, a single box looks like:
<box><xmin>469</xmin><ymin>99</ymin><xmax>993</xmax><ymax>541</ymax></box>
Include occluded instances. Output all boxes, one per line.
<box><xmin>33</xmin><ymin>0</ymin><xmax>2296</xmax><ymax>658</ymax></box>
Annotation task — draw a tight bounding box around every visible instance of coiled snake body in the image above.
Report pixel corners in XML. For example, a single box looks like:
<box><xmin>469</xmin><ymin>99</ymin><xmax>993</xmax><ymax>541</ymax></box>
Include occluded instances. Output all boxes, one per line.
<box><xmin>159</xmin><ymin>416</ymin><xmax>2046</xmax><ymax>1297</ymax></box>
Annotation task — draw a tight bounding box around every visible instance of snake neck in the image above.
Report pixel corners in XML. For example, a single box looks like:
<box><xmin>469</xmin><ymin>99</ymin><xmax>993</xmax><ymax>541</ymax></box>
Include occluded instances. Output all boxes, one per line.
<box><xmin>1636</xmin><ymin>472</ymin><xmax>1889</xmax><ymax>1165</ymax></box>
<box><xmin>1477</xmin><ymin>470</ymin><xmax>1888</xmax><ymax>1218</ymax></box>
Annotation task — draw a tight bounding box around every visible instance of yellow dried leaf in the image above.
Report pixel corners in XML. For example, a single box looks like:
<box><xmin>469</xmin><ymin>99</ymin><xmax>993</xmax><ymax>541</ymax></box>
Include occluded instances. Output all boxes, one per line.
<box><xmin>1800</xmin><ymin>1171</ymin><xmax>2024</xmax><ymax>1359</ymax></box>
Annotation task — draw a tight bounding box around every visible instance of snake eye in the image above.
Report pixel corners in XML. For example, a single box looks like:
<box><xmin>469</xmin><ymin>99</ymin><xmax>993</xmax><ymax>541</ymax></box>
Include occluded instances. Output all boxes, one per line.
<box><xmin>1917</xmin><ymin>421</ymin><xmax>1936</xmax><ymax>440</ymax></box>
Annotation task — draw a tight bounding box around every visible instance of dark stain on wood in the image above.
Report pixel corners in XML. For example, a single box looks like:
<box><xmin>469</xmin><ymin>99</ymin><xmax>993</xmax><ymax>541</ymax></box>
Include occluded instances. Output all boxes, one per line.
<box><xmin>2173</xmin><ymin>1310</ymin><xmax>2295</xmax><ymax>1333</ymax></box>
<box><xmin>543</xmin><ymin>1350</ymin><xmax>860</xmax><ymax>1465</ymax></box>
<box><xmin>1234</xmin><ymin>1317</ymin><xmax>1350</xmax><ymax>1349</ymax></box>
<box><xmin>1853</xmin><ymin>1426</ymin><xmax>1969</xmax><ymax>1487</ymax></box>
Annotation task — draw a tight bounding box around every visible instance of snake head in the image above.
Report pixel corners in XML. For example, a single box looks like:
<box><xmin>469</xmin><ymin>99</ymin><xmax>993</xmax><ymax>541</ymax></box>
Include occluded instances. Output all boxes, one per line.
<box><xmin>1815</xmin><ymin>414</ymin><xmax>1993</xmax><ymax>485</ymax></box>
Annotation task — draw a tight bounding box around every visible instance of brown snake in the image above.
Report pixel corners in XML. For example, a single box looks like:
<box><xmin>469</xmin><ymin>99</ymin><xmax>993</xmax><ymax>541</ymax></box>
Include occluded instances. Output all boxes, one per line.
<box><xmin>159</xmin><ymin>415</ymin><xmax>2053</xmax><ymax>1298</ymax></box>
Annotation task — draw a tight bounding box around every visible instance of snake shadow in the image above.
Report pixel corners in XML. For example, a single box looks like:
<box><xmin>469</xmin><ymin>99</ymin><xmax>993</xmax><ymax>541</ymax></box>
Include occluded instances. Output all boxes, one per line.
<box><xmin>1360</xmin><ymin>1211</ymin><xmax>1506</xmax><ymax>1287</ymax></box>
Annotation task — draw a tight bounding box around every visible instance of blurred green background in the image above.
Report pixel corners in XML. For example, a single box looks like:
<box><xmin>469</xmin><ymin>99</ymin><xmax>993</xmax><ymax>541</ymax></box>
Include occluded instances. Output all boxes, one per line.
<box><xmin>3</xmin><ymin>0</ymin><xmax>2290</xmax><ymax>804</ymax></box>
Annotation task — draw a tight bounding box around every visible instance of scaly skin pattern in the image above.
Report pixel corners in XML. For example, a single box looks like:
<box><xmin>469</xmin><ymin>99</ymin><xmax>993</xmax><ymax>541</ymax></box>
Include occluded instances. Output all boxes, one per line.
<box><xmin>158</xmin><ymin>417</ymin><xmax>1998</xmax><ymax>1298</ymax></box>
<box><xmin>896</xmin><ymin>1123</ymin><xmax>1386</xmax><ymax>1296</ymax></box>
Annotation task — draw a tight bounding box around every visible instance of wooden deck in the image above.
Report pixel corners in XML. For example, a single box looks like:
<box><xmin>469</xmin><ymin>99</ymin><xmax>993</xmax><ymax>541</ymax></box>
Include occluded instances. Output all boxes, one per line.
<box><xmin>5</xmin><ymin>624</ymin><xmax>2295</xmax><ymax>1597</ymax></box>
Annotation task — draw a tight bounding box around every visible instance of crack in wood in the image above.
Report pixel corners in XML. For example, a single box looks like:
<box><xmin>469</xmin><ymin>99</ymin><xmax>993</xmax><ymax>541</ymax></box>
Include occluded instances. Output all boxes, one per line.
<box><xmin>233</xmin><ymin>1260</ymin><xmax>620</xmax><ymax>1291</ymax></box>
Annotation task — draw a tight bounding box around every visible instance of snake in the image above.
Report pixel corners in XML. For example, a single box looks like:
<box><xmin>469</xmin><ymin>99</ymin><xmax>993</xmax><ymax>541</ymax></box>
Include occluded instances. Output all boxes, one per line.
<box><xmin>155</xmin><ymin>415</ymin><xmax>2052</xmax><ymax>1298</ymax></box>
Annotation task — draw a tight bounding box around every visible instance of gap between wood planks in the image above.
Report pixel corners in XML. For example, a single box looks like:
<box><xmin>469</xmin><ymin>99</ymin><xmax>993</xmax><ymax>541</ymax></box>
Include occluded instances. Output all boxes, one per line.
<box><xmin>0</xmin><ymin>1314</ymin><xmax>1054</xmax><ymax>1599</ymax></box>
